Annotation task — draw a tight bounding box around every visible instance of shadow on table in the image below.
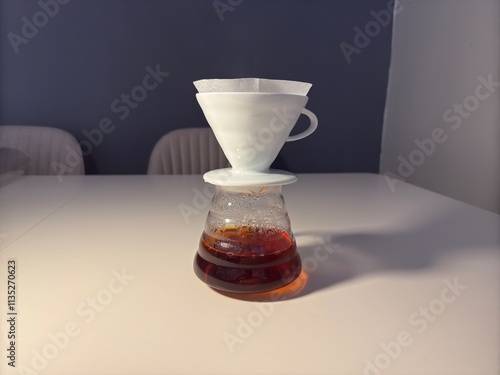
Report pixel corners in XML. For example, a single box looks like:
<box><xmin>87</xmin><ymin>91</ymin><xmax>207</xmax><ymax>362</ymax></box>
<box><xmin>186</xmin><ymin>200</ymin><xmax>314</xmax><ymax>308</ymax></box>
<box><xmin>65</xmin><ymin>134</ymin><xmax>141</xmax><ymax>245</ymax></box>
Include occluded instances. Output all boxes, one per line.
<box><xmin>216</xmin><ymin>204</ymin><xmax>499</xmax><ymax>302</ymax></box>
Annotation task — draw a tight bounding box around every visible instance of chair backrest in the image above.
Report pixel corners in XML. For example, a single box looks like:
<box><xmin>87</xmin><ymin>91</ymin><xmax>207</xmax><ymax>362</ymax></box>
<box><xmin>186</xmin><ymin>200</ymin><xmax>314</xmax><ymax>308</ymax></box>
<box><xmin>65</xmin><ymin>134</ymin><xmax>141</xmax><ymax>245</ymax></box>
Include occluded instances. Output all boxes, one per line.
<box><xmin>0</xmin><ymin>125</ymin><xmax>84</xmax><ymax>175</ymax></box>
<box><xmin>148</xmin><ymin>128</ymin><xmax>229</xmax><ymax>174</ymax></box>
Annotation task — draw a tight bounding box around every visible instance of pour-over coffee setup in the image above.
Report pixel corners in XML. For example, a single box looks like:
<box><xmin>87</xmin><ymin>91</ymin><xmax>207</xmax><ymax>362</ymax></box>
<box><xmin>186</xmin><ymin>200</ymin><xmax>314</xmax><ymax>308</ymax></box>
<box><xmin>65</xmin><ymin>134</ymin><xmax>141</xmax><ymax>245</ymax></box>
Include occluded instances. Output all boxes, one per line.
<box><xmin>192</xmin><ymin>78</ymin><xmax>318</xmax><ymax>293</ymax></box>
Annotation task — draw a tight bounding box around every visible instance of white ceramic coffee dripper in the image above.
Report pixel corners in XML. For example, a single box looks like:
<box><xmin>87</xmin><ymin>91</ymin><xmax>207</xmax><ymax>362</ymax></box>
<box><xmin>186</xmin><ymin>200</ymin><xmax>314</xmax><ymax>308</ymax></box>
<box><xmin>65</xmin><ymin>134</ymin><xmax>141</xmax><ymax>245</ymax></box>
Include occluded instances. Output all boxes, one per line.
<box><xmin>194</xmin><ymin>79</ymin><xmax>318</xmax><ymax>186</ymax></box>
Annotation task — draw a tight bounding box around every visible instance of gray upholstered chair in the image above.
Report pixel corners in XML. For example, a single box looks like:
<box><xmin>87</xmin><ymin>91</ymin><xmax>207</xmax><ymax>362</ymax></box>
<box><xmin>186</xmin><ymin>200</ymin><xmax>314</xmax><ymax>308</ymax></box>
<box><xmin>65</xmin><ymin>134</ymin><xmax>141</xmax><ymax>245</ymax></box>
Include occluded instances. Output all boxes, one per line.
<box><xmin>0</xmin><ymin>125</ymin><xmax>84</xmax><ymax>177</ymax></box>
<box><xmin>148</xmin><ymin>128</ymin><xmax>229</xmax><ymax>174</ymax></box>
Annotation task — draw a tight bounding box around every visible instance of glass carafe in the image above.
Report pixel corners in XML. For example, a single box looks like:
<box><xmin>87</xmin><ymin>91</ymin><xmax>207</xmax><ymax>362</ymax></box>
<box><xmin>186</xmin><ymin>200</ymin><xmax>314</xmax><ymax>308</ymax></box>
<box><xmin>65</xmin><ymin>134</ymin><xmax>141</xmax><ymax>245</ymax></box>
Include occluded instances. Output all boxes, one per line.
<box><xmin>194</xmin><ymin>184</ymin><xmax>301</xmax><ymax>293</ymax></box>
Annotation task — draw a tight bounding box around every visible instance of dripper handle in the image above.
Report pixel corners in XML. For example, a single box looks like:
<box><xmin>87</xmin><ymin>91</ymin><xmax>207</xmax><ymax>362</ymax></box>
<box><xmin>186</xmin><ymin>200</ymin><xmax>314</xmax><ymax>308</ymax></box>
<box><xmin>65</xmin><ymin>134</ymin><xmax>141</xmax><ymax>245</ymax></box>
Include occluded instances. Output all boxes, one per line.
<box><xmin>286</xmin><ymin>108</ymin><xmax>318</xmax><ymax>142</ymax></box>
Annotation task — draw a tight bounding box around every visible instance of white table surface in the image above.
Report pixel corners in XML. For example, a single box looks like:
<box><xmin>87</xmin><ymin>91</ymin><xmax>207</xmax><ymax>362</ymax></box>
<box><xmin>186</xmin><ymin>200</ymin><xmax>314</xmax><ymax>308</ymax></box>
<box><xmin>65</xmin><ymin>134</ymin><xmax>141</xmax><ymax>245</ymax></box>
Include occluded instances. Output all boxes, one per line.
<box><xmin>0</xmin><ymin>173</ymin><xmax>499</xmax><ymax>375</ymax></box>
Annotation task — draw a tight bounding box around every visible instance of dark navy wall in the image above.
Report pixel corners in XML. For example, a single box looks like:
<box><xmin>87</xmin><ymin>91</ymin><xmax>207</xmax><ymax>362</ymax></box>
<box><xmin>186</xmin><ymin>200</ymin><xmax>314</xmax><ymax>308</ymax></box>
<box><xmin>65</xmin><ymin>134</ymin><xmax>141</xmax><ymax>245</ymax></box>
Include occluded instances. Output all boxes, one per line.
<box><xmin>0</xmin><ymin>0</ymin><xmax>393</xmax><ymax>174</ymax></box>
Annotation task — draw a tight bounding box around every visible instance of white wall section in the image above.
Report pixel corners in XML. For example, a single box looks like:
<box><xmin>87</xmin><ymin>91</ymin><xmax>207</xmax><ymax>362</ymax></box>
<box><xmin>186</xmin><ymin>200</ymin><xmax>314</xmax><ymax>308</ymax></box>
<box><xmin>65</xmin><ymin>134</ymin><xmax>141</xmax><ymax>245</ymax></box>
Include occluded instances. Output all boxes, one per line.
<box><xmin>380</xmin><ymin>0</ymin><xmax>500</xmax><ymax>213</ymax></box>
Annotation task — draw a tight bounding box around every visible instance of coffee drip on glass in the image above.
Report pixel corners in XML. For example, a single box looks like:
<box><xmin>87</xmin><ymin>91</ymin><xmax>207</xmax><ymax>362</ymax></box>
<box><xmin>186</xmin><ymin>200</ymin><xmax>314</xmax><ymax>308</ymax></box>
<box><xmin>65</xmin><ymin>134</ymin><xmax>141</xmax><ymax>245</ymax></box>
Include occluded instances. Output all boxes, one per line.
<box><xmin>193</xmin><ymin>78</ymin><xmax>318</xmax><ymax>293</ymax></box>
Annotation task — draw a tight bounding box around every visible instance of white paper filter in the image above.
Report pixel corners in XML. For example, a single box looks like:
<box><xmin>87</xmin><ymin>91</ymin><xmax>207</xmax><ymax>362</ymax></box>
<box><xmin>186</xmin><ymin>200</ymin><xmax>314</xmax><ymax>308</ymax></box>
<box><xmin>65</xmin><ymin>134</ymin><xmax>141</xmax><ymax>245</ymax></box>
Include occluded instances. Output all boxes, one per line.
<box><xmin>193</xmin><ymin>78</ymin><xmax>312</xmax><ymax>95</ymax></box>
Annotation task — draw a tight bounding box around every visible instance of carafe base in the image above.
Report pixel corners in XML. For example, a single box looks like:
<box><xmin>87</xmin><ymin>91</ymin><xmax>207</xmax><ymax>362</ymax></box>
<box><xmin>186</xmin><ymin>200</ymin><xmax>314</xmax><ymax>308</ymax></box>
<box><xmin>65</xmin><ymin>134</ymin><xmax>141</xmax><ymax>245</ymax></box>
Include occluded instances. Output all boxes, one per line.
<box><xmin>193</xmin><ymin>226</ymin><xmax>302</xmax><ymax>293</ymax></box>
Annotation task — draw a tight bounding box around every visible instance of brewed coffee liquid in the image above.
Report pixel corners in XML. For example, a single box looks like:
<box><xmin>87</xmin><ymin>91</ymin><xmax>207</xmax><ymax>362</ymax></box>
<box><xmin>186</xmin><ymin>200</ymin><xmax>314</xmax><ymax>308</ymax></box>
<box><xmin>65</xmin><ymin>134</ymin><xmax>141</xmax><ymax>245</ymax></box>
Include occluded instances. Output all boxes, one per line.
<box><xmin>194</xmin><ymin>226</ymin><xmax>301</xmax><ymax>293</ymax></box>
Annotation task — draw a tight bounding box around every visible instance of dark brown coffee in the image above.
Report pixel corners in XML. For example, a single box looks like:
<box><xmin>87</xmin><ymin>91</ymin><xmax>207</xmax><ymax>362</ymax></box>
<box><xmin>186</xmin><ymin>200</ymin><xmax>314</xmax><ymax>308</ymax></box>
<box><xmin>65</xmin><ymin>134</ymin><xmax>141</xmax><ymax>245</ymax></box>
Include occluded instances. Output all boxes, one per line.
<box><xmin>194</xmin><ymin>226</ymin><xmax>302</xmax><ymax>293</ymax></box>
